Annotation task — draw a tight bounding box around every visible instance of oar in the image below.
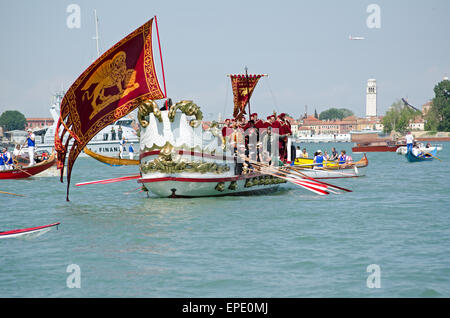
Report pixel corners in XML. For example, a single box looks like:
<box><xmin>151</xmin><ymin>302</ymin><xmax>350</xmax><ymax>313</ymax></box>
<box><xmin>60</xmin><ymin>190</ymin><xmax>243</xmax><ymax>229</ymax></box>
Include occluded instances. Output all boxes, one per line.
<box><xmin>289</xmin><ymin>166</ymin><xmax>356</xmax><ymax>177</ymax></box>
<box><xmin>258</xmin><ymin>168</ymin><xmax>330</xmax><ymax>195</ymax></box>
<box><xmin>423</xmin><ymin>152</ymin><xmax>441</xmax><ymax>161</ymax></box>
<box><xmin>285</xmin><ymin>167</ymin><xmax>353</xmax><ymax>193</ymax></box>
<box><xmin>0</xmin><ymin>190</ymin><xmax>25</xmax><ymax>197</ymax></box>
<box><xmin>246</xmin><ymin>156</ymin><xmax>352</xmax><ymax>193</ymax></box>
<box><xmin>242</xmin><ymin>157</ymin><xmax>332</xmax><ymax>195</ymax></box>
<box><xmin>76</xmin><ymin>174</ymin><xmax>140</xmax><ymax>186</ymax></box>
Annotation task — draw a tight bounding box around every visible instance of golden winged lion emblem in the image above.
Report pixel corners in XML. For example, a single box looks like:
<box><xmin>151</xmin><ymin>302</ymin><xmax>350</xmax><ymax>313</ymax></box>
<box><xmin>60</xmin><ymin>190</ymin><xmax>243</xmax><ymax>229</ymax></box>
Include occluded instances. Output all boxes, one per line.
<box><xmin>81</xmin><ymin>51</ymin><xmax>140</xmax><ymax>119</ymax></box>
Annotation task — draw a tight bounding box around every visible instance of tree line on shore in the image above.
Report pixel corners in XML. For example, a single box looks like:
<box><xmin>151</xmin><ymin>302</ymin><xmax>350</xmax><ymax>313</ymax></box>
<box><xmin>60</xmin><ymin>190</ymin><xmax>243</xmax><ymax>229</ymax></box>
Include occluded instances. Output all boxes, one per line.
<box><xmin>382</xmin><ymin>78</ymin><xmax>450</xmax><ymax>134</ymax></box>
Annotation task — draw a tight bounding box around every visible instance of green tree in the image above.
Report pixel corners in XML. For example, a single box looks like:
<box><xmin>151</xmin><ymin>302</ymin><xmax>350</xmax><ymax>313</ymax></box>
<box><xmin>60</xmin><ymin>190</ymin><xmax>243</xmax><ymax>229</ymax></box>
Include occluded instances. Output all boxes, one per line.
<box><xmin>319</xmin><ymin>108</ymin><xmax>354</xmax><ymax>121</ymax></box>
<box><xmin>314</xmin><ymin>109</ymin><xmax>318</xmax><ymax>119</ymax></box>
<box><xmin>382</xmin><ymin>100</ymin><xmax>421</xmax><ymax>134</ymax></box>
<box><xmin>0</xmin><ymin>110</ymin><xmax>27</xmax><ymax>131</ymax></box>
<box><xmin>428</xmin><ymin>79</ymin><xmax>450</xmax><ymax>131</ymax></box>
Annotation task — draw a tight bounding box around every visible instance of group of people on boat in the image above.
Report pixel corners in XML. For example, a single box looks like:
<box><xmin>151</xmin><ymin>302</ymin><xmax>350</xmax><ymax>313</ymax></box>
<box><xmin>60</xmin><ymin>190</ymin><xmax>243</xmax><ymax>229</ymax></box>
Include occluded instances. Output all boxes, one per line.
<box><xmin>220</xmin><ymin>112</ymin><xmax>293</xmax><ymax>174</ymax></box>
<box><xmin>118</xmin><ymin>137</ymin><xmax>135</xmax><ymax>160</ymax></box>
<box><xmin>0</xmin><ymin>129</ymin><xmax>52</xmax><ymax>172</ymax></box>
<box><xmin>405</xmin><ymin>131</ymin><xmax>434</xmax><ymax>158</ymax></box>
<box><xmin>221</xmin><ymin>112</ymin><xmax>292</xmax><ymax>159</ymax></box>
<box><xmin>312</xmin><ymin>148</ymin><xmax>353</xmax><ymax>168</ymax></box>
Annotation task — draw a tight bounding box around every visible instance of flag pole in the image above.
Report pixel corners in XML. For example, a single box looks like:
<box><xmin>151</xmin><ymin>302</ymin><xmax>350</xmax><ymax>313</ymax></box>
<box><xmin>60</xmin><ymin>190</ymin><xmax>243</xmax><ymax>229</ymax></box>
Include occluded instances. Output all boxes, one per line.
<box><xmin>154</xmin><ymin>15</ymin><xmax>167</xmax><ymax>106</ymax></box>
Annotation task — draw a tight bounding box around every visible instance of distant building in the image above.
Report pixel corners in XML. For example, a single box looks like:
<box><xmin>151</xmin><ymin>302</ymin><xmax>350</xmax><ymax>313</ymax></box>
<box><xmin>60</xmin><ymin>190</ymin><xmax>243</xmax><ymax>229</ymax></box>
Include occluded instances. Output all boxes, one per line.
<box><xmin>366</xmin><ymin>79</ymin><xmax>377</xmax><ymax>117</ymax></box>
<box><xmin>4</xmin><ymin>130</ymin><xmax>27</xmax><ymax>144</ymax></box>
<box><xmin>409</xmin><ymin>117</ymin><xmax>425</xmax><ymax>131</ymax></box>
<box><xmin>26</xmin><ymin>117</ymin><xmax>54</xmax><ymax>129</ymax></box>
<box><xmin>422</xmin><ymin>101</ymin><xmax>432</xmax><ymax>116</ymax></box>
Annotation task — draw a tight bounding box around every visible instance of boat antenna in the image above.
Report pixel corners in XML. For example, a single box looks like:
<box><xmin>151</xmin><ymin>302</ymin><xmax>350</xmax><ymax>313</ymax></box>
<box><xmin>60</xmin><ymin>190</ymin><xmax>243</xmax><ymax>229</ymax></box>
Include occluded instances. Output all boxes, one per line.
<box><xmin>245</xmin><ymin>66</ymin><xmax>251</xmax><ymax>120</ymax></box>
<box><xmin>93</xmin><ymin>9</ymin><xmax>100</xmax><ymax>59</ymax></box>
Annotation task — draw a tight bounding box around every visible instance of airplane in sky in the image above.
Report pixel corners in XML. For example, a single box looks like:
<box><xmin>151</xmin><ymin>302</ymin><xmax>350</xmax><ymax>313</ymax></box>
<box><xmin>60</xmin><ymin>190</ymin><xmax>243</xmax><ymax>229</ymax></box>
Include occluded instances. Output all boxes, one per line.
<box><xmin>349</xmin><ymin>35</ymin><xmax>365</xmax><ymax>40</ymax></box>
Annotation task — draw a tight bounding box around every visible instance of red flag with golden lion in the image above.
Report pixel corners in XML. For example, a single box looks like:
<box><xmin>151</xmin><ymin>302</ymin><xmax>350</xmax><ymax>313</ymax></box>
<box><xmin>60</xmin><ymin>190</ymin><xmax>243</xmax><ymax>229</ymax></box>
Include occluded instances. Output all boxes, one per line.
<box><xmin>230</xmin><ymin>74</ymin><xmax>263</xmax><ymax>119</ymax></box>
<box><xmin>55</xmin><ymin>18</ymin><xmax>165</xmax><ymax>200</ymax></box>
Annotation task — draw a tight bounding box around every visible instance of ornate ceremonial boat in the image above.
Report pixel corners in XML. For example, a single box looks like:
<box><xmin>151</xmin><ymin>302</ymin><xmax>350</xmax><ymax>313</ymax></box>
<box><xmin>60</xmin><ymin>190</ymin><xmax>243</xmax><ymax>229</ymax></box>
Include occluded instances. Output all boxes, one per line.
<box><xmin>57</xmin><ymin>17</ymin><xmax>350</xmax><ymax>199</ymax></box>
<box><xmin>136</xmin><ymin>100</ymin><xmax>287</xmax><ymax>198</ymax></box>
<box><xmin>405</xmin><ymin>148</ymin><xmax>436</xmax><ymax>162</ymax></box>
<box><xmin>0</xmin><ymin>152</ymin><xmax>57</xmax><ymax>180</ymax></box>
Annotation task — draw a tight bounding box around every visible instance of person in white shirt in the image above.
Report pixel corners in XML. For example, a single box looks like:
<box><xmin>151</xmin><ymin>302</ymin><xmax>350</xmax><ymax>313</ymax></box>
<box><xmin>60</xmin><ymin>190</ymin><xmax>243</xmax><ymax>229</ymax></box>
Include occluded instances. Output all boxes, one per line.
<box><xmin>405</xmin><ymin>131</ymin><xmax>414</xmax><ymax>153</ymax></box>
<box><xmin>295</xmin><ymin>146</ymin><xmax>301</xmax><ymax>159</ymax></box>
<box><xmin>25</xmin><ymin>129</ymin><xmax>36</xmax><ymax>166</ymax></box>
<box><xmin>2</xmin><ymin>148</ymin><xmax>13</xmax><ymax>170</ymax></box>
<box><xmin>119</xmin><ymin>137</ymin><xmax>126</xmax><ymax>159</ymax></box>
<box><xmin>412</xmin><ymin>145</ymin><xmax>422</xmax><ymax>157</ymax></box>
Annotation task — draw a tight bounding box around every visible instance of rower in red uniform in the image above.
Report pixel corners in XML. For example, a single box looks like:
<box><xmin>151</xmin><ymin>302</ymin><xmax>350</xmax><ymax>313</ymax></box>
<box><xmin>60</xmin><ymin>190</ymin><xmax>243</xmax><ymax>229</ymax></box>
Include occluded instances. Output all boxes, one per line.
<box><xmin>280</xmin><ymin>114</ymin><xmax>292</xmax><ymax>162</ymax></box>
<box><xmin>221</xmin><ymin>119</ymin><xmax>232</xmax><ymax>147</ymax></box>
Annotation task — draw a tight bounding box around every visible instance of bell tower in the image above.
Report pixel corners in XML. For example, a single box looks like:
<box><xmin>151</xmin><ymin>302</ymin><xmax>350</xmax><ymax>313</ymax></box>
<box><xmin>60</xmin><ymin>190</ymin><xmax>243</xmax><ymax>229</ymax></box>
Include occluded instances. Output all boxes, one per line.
<box><xmin>366</xmin><ymin>78</ymin><xmax>377</xmax><ymax>117</ymax></box>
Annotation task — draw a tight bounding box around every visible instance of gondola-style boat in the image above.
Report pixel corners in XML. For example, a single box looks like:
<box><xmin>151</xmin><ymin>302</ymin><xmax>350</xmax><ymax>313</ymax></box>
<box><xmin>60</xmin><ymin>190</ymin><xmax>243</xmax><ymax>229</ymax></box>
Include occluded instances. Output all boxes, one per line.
<box><xmin>83</xmin><ymin>147</ymin><xmax>139</xmax><ymax>166</ymax></box>
<box><xmin>0</xmin><ymin>222</ymin><xmax>60</xmax><ymax>240</ymax></box>
<box><xmin>405</xmin><ymin>148</ymin><xmax>436</xmax><ymax>162</ymax></box>
<box><xmin>0</xmin><ymin>152</ymin><xmax>57</xmax><ymax>180</ymax></box>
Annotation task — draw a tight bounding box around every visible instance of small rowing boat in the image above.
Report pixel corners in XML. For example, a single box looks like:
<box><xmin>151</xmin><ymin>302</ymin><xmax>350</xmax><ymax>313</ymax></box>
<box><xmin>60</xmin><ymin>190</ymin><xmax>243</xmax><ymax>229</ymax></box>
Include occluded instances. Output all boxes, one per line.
<box><xmin>0</xmin><ymin>222</ymin><xmax>60</xmax><ymax>240</ymax></box>
<box><xmin>294</xmin><ymin>154</ymin><xmax>368</xmax><ymax>170</ymax></box>
<box><xmin>83</xmin><ymin>147</ymin><xmax>139</xmax><ymax>166</ymax></box>
<box><xmin>0</xmin><ymin>152</ymin><xmax>57</xmax><ymax>180</ymax></box>
<box><xmin>397</xmin><ymin>144</ymin><xmax>442</xmax><ymax>155</ymax></box>
<box><xmin>405</xmin><ymin>148</ymin><xmax>436</xmax><ymax>162</ymax></box>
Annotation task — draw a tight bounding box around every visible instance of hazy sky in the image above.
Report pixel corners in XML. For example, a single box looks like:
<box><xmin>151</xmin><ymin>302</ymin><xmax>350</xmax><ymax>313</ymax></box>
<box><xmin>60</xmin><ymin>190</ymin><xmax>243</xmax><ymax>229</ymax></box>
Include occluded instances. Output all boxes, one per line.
<box><xmin>1</xmin><ymin>0</ymin><xmax>449</xmax><ymax>120</ymax></box>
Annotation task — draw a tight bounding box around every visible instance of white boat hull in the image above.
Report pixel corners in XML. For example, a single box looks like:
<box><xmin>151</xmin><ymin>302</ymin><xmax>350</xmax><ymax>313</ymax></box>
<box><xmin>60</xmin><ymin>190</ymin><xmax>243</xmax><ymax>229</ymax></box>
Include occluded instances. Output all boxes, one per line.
<box><xmin>293</xmin><ymin>166</ymin><xmax>365</xmax><ymax>179</ymax></box>
<box><xmin>139</xmin><ymin>173</ymin><xmax>285</xmax><ymax>198</ymax></box>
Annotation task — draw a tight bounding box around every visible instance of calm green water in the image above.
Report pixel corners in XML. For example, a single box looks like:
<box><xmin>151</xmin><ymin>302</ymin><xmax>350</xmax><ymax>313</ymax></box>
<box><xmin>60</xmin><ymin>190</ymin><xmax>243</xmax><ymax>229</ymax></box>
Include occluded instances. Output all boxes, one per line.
<box><xmin>1</xmin><ymin>142</ymin><xmax>449</xmax><ymax>297</ymax></box>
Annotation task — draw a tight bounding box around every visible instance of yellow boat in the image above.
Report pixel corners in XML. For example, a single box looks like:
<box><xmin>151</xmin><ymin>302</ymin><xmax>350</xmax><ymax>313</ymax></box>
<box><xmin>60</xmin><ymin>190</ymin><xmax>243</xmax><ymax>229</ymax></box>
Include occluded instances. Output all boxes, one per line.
<box><xmin>83</xmin><ymin>147</ymin><xmax>139</xmax><ymax>166</ymax></box>
<box><xmin>294</xmin><ymin>154</ymin><xmax>368</xmax><ymax>170</ymax></box>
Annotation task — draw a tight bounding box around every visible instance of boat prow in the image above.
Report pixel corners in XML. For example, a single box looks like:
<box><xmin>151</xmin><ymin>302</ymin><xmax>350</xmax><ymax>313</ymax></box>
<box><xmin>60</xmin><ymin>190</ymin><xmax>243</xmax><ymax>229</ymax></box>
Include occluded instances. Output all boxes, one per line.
<box><xmin>83</xmin><ymin>147</ymin><xmax>139</xmax><ymax>166</ymax></box>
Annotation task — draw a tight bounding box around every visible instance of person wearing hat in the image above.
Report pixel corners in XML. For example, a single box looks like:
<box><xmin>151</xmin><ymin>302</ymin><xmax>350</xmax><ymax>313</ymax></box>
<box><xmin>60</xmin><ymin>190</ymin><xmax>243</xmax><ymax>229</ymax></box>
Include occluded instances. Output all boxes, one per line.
<box><xmin>250</xmin><ymin>113</ymin><xmax>264</xmax><ymax>130</ymax></box>
<box><xmin>24</xmin><ymin>128</ymin><xmax>36</xmax><ymax>166</ymax></box>
<box><xmin>128</xmin><ymin>143</ymin><xmax>135</xmax><ymax>160</ymax></box>
<box><xmin>313</xmin><ymin>149</ymin><xmax>325</xmax><ymax>169</ymax></box>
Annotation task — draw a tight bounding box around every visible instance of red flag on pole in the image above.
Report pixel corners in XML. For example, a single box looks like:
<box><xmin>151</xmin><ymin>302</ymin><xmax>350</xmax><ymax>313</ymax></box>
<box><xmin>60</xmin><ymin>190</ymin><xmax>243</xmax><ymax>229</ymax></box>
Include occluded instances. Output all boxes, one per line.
<box><xmin>230</xmin><ymin>74</ymin><xmax>263</xmax><ymax>119</ymax></box>
<box><xmin>55</xmin><ymin>17</ymin><xmax>165</xmax><ymax>200</ymax></box>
